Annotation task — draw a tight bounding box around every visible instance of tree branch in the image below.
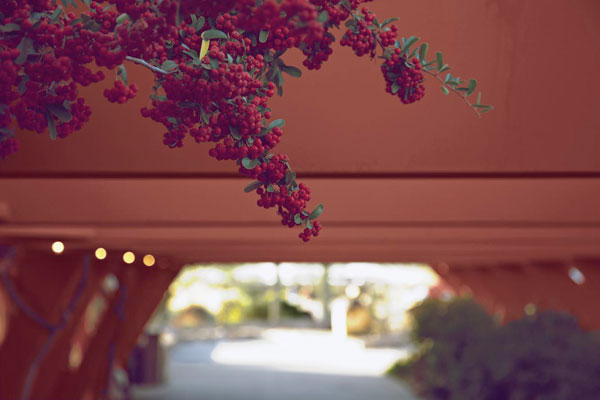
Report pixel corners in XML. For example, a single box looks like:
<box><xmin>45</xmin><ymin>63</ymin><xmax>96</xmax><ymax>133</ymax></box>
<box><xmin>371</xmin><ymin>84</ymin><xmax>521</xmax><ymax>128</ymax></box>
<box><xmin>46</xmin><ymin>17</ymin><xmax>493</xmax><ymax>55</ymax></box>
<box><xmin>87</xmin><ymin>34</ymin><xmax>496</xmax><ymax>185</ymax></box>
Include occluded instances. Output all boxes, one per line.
<box><xmin>125</xmin><ymin>56</ymin><xmax>173</xmax><ymax>74</ymax></box>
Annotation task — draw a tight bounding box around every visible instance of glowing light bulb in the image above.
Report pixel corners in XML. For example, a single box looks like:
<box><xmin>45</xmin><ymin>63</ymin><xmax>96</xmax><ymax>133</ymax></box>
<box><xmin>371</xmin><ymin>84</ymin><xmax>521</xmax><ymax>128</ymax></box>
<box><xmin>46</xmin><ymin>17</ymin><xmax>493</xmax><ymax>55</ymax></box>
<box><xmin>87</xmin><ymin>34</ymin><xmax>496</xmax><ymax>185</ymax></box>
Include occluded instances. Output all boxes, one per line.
<box><xmin>568</xmin><ymin>266</ymin><xmax>585</xmax><ymax>285</ymax></box>
<box><xmin>51</xmin><ymin>241</ymin><xmax>65</xmax><ymax>254</ymax></box>
<box><xmin>524</xmin><ymin>303</ymin><xmax>537</xmax><ymax>316</ymax></box>
<box><xmin>123</xmin><ymin>251</ymin><xmax>135</xmax><ymax>264</ymax></box>
<box><xmin>143</xmin><ymin>254</ymin><xmax>155</xmax><ymax>267</ymax></box>
<box><xmin>95</xmin><ymin>248</ymin><xmax>107</xmax><ymax>260</ymax></box>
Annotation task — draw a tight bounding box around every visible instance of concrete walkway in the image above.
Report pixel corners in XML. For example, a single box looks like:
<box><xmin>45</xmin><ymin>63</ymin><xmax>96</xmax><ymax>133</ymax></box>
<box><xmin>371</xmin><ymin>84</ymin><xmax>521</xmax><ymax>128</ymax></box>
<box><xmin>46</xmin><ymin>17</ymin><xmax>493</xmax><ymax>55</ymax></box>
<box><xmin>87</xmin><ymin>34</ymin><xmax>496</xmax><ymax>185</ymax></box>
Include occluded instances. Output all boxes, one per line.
<box><xmin>132</xmin><ymin>330</ymin><xmax>418</xmax><ymax>400</ymax></box>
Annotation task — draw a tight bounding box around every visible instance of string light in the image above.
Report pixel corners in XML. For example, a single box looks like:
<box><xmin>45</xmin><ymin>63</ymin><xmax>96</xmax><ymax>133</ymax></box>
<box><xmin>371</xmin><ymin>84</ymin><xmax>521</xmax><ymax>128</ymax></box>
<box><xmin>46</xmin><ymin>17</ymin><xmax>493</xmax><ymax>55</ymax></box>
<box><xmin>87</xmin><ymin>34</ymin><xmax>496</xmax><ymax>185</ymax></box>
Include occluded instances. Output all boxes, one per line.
<box><xmin>51</xmin><ymin>241</ymin><xmax>64</xmax><ymax>254</ymax></box>
<box><xmin>95</xmin><ymin>248</ymin><xmax>107</xmax><ymax>260</ymax></box>
<box><xmin>122</xmin><ymin>251</ymin><xmax>135</xmax><ymax>264</ymax></box>
<box><xmin>524</xmin><ymin>303</ymin><xmax>537</xmax><ymax>316</ymax></box>
<box><xmin>143</xmin><ymin>255</ymin><xmax>155</xmax><ymax>267</ymax></box>
<box><xmin>568</xmin><ymin>266</ymin><xmax>586</xmax><ymax>285</ymax></box>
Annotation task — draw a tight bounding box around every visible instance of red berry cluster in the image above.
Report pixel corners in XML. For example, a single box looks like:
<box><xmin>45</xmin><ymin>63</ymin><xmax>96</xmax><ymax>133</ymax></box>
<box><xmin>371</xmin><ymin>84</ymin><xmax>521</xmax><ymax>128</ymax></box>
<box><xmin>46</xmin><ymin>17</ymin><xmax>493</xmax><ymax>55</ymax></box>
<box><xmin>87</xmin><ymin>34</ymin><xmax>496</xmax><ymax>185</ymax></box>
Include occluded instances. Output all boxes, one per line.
<box><xmin>0</xmin><ymin>0</ymin><xmax>127</xmax><ymax>148</ymax></box>
<box><xmin>0</xmin><ymin>0</ymin><xmax>433</xmax><ymax>241</ymax></box>
<box><xmin>378</xmin><ymin>24</ymin><xmax>398</xmax><ymax>47</ymax></box>
<box><xmin>0</xmin><ymin>137</ymin><xmax>18</xmax><ymax>159</ymax></box>
<box><xmin>300</xmin><ymin>221</ymin><xmax>322</xmax><ymax>242</ymax></box>
<box><xmin>104</xmin><ymin>81</ymin><xmax>138</xmax><ymax>104</ymax></box>
<box><xmin>381</xmin><ymin>52</ymin><xmax>425</xmax><ymax>104</ymax></box>
<box><xmin>340</xmin><ymin>7</ymin><xmax>377</xmax><ymax>57</ymax></box>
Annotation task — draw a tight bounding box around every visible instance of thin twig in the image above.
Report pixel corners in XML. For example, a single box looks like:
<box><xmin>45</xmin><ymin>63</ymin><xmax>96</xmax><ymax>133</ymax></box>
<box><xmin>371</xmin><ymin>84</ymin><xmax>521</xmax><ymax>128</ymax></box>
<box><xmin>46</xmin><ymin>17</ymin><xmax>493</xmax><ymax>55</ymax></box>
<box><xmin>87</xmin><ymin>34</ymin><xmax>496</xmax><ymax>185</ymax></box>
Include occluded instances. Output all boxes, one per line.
<box><xmin>125</xmin><ymin>56</ymin><xmax>173</xmax><ymax>74</ymax></box>
<box><xmin>370</xmin><ymin>23</ymin><xmax>486</xmax><ymax>118</ymax></box>
<box><xmin>423</xmin><ymin>69</ymin><xmax>482</xmax><ymax>118</ymax></box>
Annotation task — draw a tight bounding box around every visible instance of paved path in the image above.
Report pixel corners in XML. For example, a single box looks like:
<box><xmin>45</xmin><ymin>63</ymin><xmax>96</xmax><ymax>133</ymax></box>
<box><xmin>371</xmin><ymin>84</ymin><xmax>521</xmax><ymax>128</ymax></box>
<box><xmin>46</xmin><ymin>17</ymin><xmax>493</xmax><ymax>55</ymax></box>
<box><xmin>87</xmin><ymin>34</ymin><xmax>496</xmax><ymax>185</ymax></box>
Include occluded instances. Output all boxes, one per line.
<box><xmin>132</xmin><ymin>330</ymin><xmax>418</xmax><ymax>400</ymax></box>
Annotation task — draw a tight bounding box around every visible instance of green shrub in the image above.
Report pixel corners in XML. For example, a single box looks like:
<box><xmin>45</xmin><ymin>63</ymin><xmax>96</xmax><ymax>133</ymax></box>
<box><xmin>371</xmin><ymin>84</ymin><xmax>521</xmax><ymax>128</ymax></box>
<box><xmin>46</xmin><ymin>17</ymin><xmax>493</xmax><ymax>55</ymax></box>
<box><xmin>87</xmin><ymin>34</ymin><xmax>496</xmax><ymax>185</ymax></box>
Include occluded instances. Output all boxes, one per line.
<box><xmin>392</xmin><ymin>297</ymin><xmax>600</xmax><ymax>400</ymax></box>
<box><xmin>487</xmin><ymin>311</ymin><xmax>600</xmax><ymax>400</ymax></box>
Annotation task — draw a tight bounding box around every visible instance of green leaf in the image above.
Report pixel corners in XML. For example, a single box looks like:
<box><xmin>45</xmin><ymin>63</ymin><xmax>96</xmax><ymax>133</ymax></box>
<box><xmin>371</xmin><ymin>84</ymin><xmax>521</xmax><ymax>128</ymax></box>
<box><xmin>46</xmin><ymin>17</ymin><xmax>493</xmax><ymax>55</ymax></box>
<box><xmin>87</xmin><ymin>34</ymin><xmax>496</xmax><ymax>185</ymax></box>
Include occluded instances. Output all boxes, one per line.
<box><xmin>242</xmin><ymin>157</ymin><xmax>259</xmax><ymax>169</ymax></box>
<box><xmin>285</xmin><ymin>171</ymin><xmax>296</xmax><ymax>185</ymax></box>
<box><xmin>382</xmin><ymin>17</ymin><xmax>398</xmax><ymax>27</ymax></box>
<box><xmin>244</xmin><ymin>181</ymin><xmax>263</xmax><ymax>193</ymax></box>
<box><xmin>439</xmin><ymin>64</ymin><xmax>450</xmax><ymax>73</ymax></box>
<box><xmin>117</xmin><ymin>64</ymin><xmax>127</xmax><ymax>85</ymax></box>
<box><xmin>30</xmin><ymin>13</ymin><xmax>44</xmax><ymax>23</ymax></box>
<box><xmin>435</xmin><ymin>52</ymin><xmax>443</xmax><ymax>70</ymax></box>
<box><xmin>466</xmin><ymin>79</ymin><xmax>477</xmax><ymax>96</ymax></box>
<box><xmin>281</xmin><ymin>65</ymin><xmax>301</xmax><ymax>78</ymax></box>
<box><xmin>266</xmin><ymin>184</ymin><xmax>275</xmax><ymax>193</ymax></box>
<box><xmin>161</xmin><ymin>60</ymin><xmax>178</xmax><ymax>71</ymax></box>
<box><xmin>391</xmin><ymin>82</ymin><xmax>400</xmax><ymax>94</ymax></box>
<box><xmin>418</xmin><ymin>43</ymin><xmax>428</xmax><ymax>62</ymax></box>
<box><xmin>183</xmin><ymin>50</ymin><xmax>198</xmax><ymax>59</ymax></box>
<box><xmin>230</xmin><ymin>125</ymin><xmax>241</xmax><ymax>140</ymax></box>
<box><xmin>441</xmin><ymin>86</ymin><xmax>449</xmax><ymax>95</ymax></box>
<box><xmin>200</xmin><ymin>108</ymin><xmax>209</xmax><ymax>124</ymax></box>
<box><xmin>477</xmin><ymin>92</ymin><xmax>482</xmax><ymax>105</ymax></box>
<box><xmin>47</xmin><ymin>104</ymin><xmax>72</xmax><ymax>122</ymax></box>
<box><xmin>116</xmin><ymin>13</ymin><xmax>129</xmax><ymax>25</ymax></box>
<box><xmin>276</xmin><ymin>68</ymin><xmax>284</xmax><ymax>88</ymax></box>
<box><xmin>46</xmin><ymin>113</ymin><xmax>57</xmax><ymax>140</ymax></box>
<box><xmin>15</xmin><ymin>37</ymin><xmax>34</xmax><ymax>65</ymax></box>
<box><xmin>317</xmin><ymin>10</ymin><xmax>329</xmax><ymax>24</ymax></box>
<box><xmin>294</xmin><ymin>214</ymin><xmax>303</xmax><ymax>225</ymax></box>
<box><xmin>0</xmin><ymin>23</ymin><xmax>21</xmax><ymax>33</ymax></box>
<box><xmin>193</xmin><ymin>16</ymin><xmax>205</xmax><ymax>32</ymax></box>
<box><xmin>51</xmin><ymin>6</ymin><xmax>63</xmax><ymax>22</ymax></box>
<box><xmin>259</xmin><ymin>30</ymin><xmax>269</xmax><ymax>43</ymax></box>
<box><xmin>345</xmin><ymin>19</ymin><xmax>357</xmax><ymax>29</ymax></box>
<box><xmin>202</xmin><ymin>29</ymin><xmax>228</xmax><ymax>40</ymax></box>
<box><xmin>17</xmin><ymin>75</ymin><xmax>29</xmax><ymax>95</ymax></box>
<box><xmin>267</xmin><ymin>119</ymin><xmax>285</xmax><ymax>130</ymax></box>
<box><xmin>308</xmin><ymin>204</ymin><xmax>324</xmax><ymax>220</ymax></box>
<box><xmin>400</xmin><ymin>36</ymin><xmax>419</xmax><ymax>56</ymax></box>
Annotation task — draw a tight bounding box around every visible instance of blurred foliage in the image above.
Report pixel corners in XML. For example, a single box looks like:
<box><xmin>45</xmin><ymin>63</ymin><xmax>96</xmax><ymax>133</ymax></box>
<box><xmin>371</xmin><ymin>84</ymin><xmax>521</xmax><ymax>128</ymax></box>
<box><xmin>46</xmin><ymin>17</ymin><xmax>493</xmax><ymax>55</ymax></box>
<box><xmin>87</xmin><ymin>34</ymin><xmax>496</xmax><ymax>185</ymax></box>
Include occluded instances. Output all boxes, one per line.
<box><xmin>389</xmin><ymin>297</ymin><xmax>600</xmax><ymax>400</ymax></box>
<box><xmin>171</xmin><ymin>306</ymin><xmax>216</xmax><ymax>328</ymax></box>
<box><xmin>280</xmin><ymin>301</ymin><xmax>312</xmax><ymax>319</ymax></box>
<box><xmin>217</xmin><ymin>299</ymin><xmax>246</xmax><ymax>324</ymax></box>
<box><xmin>217</xmin><ymin>295</ymin><xmax>311</xmax><ymax>324</ymax></box>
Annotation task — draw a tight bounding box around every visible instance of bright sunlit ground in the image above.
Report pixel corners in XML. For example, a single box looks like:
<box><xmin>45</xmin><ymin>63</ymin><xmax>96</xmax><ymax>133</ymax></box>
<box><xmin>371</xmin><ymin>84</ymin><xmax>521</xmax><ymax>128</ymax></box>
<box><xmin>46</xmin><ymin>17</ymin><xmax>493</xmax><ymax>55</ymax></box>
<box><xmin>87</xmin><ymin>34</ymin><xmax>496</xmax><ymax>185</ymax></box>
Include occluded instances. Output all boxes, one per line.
<box><xmin>208</xmin><ymin>328</ymin><xmax>409</xmax><ymax>376</ymax></box>
<box><xmin>132</xmin><ymin>329</ymin><xmax>416</xmax><ymax>400</ymax></box>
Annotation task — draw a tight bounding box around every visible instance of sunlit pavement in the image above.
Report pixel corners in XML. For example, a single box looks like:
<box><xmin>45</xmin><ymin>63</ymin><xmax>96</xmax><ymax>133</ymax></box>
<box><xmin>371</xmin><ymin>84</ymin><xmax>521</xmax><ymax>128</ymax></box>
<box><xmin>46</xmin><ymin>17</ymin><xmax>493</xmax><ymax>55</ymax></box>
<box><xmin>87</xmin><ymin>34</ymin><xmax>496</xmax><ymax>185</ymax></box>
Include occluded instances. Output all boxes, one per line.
<box><xmin>132</xmin><ymin>329</ymin><xmax>418</xmax><ymax>400</ymax></box>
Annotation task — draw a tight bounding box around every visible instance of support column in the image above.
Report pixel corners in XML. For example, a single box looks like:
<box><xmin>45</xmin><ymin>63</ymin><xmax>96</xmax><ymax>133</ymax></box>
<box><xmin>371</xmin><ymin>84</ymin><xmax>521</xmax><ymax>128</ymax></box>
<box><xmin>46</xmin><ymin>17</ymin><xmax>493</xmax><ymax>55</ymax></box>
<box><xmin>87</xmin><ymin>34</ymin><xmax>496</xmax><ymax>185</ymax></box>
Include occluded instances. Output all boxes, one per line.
<box><xmin>0</xmin><ymin>246</ymin><xmax>97</xmax><ymax>400</ymax></box>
